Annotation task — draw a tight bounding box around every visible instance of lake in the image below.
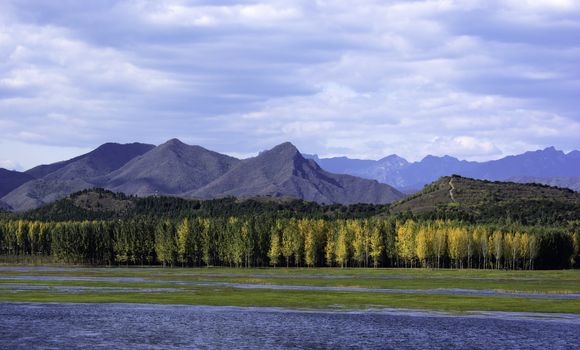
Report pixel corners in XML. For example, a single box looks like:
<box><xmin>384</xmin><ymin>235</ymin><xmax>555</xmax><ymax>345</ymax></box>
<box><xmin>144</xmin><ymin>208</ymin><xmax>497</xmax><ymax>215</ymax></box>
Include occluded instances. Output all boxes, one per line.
<box><xmin>1</xmin><ymin>303</ymin><xmax>579</xmax><ymax>349</ymax></box>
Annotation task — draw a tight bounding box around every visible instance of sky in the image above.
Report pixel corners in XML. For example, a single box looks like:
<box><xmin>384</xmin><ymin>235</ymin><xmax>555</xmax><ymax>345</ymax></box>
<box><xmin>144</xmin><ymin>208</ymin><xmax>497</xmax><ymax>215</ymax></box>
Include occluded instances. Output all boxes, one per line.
<box><xmin>0</xmin><ymin>0</ymin><xmax>579</xmax><ymax>170</ymax></box>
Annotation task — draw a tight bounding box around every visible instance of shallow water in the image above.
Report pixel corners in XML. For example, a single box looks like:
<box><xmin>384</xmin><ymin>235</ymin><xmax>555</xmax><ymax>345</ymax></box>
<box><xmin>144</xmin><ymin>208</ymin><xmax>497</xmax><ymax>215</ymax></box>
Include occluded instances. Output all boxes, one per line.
<box><xmin>169</xmin><ymin>272</ymin><xmax>418</xmax><ymax>279</ymax></box>
<box><xmin>0</xmin><ymin>284</ymin><xmax>183</xmax><ymax>294</ymax></box>
<box><xmin>1</xmin><ymin>275</ymin><xmax>578</xmax><ymax>298</ymax></box>
<box><xmin>0</xmin><ymin>303</ymin><xmax>578</xmax><ymax>349</ymax></box>
<box><xmin>0</xmin><ymin>266</ymin><xmax>544</xmax><ymax>281</ymax></box>
<box><xmin>0</xmin><ymin>275</ymin><xmax>148</xmax><ymax>283</ymax></box>
<box><xmin>177</xmin><ymin>281</ymin><xmax>580</xmax><ymax>299</ymax></box>
<box><xmin>167</xmin><ymin>272</ymin><xmax>544</xmax><ymax>281</ymax></box>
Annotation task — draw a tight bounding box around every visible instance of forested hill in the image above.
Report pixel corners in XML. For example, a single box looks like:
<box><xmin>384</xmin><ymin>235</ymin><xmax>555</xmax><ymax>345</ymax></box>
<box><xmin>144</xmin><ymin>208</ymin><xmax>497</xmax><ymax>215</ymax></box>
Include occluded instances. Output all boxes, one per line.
<box><xmin>7</xmin><ymin>188</ymin><xmax>389</xmax><ymax>221</ymax></box>
<box><xmin>1</xmin><ymin>185</ymin><xmax>579</xmax><ymax>270</ymax></box>
<box><xmin>391</xmin><ymin>175</ymin><xmax>580</xmax><ymax>225</ymax></box>
<box><xmin>6</xmin><ymin>175</ymin><xmax>580</xmax><ymax>227</ymax></box>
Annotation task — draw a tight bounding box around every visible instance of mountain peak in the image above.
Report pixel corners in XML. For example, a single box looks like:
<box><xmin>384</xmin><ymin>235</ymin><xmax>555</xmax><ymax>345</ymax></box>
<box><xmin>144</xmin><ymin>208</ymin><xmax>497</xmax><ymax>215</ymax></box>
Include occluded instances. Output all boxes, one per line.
<box><xmin>105</xmin><ymin>140</ymin><xmax>240</xmax><ymax>196</ymax></box>
<box><xmin>272</xmin><ymin>141</ymin><xmax>299</xmax><ymax>152</ymax></box>
<box><xmin>192</xmin><ymin>142</ymin><xmax>404</xmax><ymax>204</ymax></box>
<box><xmin>539</xmin><ymin>146</ymin><xmax>562</xmax><ymax>155</ymax></box>
<box><xmin>420</xmin><ymin>154</ymin><xmax>459</xmax><ymax>162</ymax></box>
<box><xmin>517</xmin><ymin>146</ymin><xmax>565</xmax><ymax>158</ymax></box>
<box><xmin>261</xmin><ymin>142</ymin><xmax>302</xmax><ymax>159</ymax></box>
<box><xmin>161</xmin><ymin>138</ymin><xmax>187</xmax><ymax>148</ymax></box>
<box><xmin>378</xmin><ymin>154</ymin><xmax>408</xmax><ymax>164</ymax></box>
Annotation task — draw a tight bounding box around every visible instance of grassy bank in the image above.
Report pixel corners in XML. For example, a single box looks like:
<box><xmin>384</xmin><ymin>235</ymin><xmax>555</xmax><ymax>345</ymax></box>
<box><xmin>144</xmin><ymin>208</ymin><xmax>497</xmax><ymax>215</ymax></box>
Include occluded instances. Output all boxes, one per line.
<box><xmin>1</xmin><ymin>267</ymin><xmax>579</xmax><ymax>314</ymax></box>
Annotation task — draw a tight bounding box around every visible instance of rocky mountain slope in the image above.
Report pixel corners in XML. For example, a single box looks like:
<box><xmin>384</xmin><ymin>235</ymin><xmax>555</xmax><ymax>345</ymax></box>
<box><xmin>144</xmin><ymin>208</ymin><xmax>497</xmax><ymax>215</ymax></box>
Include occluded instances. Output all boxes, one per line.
<box><xmin>104</xmin><ymin>139</ymin><xmax>240</xmax><ymax>196</ymax></box>
<box><xmin>0</xmin><ymin>169</ymin><xmax>35</xmax><ymax>198</ymax></box>
<box><xmin>192</xmin><ymin>143</ymin><xmax>404</xmax><ymax>204</ymax></box>
<box><xmin>2</xmin><ymin>142</ymin><xmax>154</xmax><ymax>211</ymax></box>
<box><xmin>2</xmin><ymin>140</ymin><xmax>404</xmax><ymax>210</ymax></box>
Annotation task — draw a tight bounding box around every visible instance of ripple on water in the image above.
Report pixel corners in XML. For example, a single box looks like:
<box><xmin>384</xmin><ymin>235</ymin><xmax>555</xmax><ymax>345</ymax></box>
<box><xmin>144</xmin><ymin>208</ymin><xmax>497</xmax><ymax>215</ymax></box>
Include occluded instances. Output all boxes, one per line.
<box><xmin>0</xmin><ymin>303</ymin><xmax>579</xmax><ymax>349</ymax></box>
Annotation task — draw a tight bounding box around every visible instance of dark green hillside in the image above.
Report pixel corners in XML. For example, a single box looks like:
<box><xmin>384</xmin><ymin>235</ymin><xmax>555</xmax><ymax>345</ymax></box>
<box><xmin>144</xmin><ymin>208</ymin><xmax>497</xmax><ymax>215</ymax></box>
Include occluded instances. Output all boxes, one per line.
<box><xmin>391</xmin><ymin>175</ymin><xmax>580</xmax><ymax>225</ymax></box>
<box><xmin>15</xmin><ymin>188</ymin><xmax>389</xmax><ymax>221</ymax></box>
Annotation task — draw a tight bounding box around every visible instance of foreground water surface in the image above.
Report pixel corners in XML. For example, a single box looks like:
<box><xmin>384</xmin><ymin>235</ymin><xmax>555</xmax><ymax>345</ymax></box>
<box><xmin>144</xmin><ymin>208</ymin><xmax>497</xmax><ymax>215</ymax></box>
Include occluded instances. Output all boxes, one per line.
<box><xmin>1</xmin><ymin>303</ymin><xmax>579</xmax><ymax>349</ymax></box>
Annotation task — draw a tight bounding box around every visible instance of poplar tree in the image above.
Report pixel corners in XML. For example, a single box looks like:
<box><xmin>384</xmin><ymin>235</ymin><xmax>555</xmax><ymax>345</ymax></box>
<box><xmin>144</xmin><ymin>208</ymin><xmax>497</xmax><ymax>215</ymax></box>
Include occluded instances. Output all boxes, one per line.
<box><xmin>472</xmin><ymin>225</ymin><xmax>488</xmax><ymax>269</ymax></box>
<box><xmin>177</xmin><ymin>217</ymin><xmax>191</xmax><ymax>266</ymax></box>
<box><xmin>369</xmin><ymin>223</ymin><xmax>383</xmax><ymax>268</ymax></box>
<box><xmin>281</xmin><ymin>219</ymin><xmax>295</xmax><ymax>267</ymax></box>
<box><xmin>351</xmin><ymin>220</ymin><xmax>366</xmax><ymax>267</ymax></box>
<box><xmin>268</xmin><ymin>228</ymin><xmax>281</xmax><ymax>267</ymax></box>
<box><xmin>324</xmin><ymin>222</ymin><xmax>336</xmax><ymax>267</ymax></box>
<box><xmin>415</xmin><ymin>224</ymin><xmax>432</xmax><ymax>268</ymax></box>
<box><xmin>302</xmin><ymin>219</ymin><xmax>316</xmax><ymax>268</ymax></box>
<box><xmin>396</xmin><ymin>220</ymin><xmax>416</xmax><ymax>267</ymax></box>
<box><xmin>335</xmin><ymin>222</ymin><xmax>349</xmax><ymax>268</ymax></box>
<box><xmin>492</xmin><ymin>230</ymin><xmax>503</xmax><ymax>269</ymax></box>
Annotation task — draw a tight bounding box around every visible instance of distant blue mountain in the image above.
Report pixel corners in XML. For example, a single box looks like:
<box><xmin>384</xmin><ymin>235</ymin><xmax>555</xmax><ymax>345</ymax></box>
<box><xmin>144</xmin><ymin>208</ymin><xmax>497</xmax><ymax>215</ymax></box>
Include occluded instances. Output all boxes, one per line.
<box><xmin>305</xmin><ymin>147</ymin><xmax>580</xmax><ymax>193</ymax></box>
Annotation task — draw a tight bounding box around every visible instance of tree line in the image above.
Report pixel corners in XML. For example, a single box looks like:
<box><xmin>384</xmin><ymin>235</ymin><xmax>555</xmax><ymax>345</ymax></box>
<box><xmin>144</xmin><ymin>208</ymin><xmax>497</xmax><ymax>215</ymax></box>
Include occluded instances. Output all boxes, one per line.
<box><xmin>0</xmin><ymin>217</ymin><xmax>578</xmax><ymax>269</ymax></box>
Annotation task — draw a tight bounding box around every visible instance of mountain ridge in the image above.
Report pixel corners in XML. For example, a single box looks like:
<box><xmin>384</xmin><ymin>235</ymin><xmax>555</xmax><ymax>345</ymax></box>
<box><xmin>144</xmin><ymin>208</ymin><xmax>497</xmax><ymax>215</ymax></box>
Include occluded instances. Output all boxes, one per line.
<box><xmin>307</xmin><ymin>146</ymin><xmax>580</xmax><ymax>192</ymax></box>
<box><xmin>0</xmin><ymin>168</ymin><xmax>35</xmax><ymax>198</ymax></box>
<box><xmin>1</xmin><ymin>140</ymin><xmax>405</xmax><ymax>211</ymax></box>
<box><xmin>191</xmin><ymin>142</ymin><xmax>403</xmax><ymax>204</ymax></box>
<box><xmin>2</xmin><ymin>142</ymin><xmax>155</xmax><ymax>211</ymax></box>
<box><xmin>103</xmin><ymin>138</ymin><xmax>240</xmax><ymax>196</ymax></box>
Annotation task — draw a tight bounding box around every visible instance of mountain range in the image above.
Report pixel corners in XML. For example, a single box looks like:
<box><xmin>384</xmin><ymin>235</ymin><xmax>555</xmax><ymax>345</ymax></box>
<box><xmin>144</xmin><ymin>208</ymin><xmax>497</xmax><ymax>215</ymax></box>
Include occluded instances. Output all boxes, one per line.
<box><xmin>305</xmin><ymin>146</ymin><xmax>580</xmax><ymax>193</ymax></box>
<box><xmin>0</xmin><ymin>140</ymin><xmax>403</xmax><ymax>211</ymax></box>
<box><xmin>2</xmin><ymin>141</ymin><xmax>579</xmax><ymax>212</ymax></box>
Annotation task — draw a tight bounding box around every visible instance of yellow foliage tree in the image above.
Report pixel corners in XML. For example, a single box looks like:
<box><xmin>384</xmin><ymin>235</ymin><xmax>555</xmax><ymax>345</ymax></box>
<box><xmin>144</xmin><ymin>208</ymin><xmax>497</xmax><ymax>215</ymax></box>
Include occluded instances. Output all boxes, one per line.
<box><xmin>369</xmin><ymin>223</ymin><xmax>383</xmax><ymax>268</ymax></box>
<box><xmin>177</xmin><ymin>217</ymin><xmax>190</xmax><ymax>266</ymax></box>
<box><xmin>415</xmin><ymin>224</ymin><xmax>433</xmax><ymax>267</ymax></box>
<box><xmin>335</xmin><ymin>222</ymin><xmax>350</xmax><ymax>268</ymax></box>
<box><xmin>491</xmin><ymin>230</ymin><xmax>503</xmax><ymax>269</ymax></box>
<box><xmin>396</xmin><ymin>220</ymin><xmax>416</xmax><ymax>267</ymax></box>
<box><xmin>432</xmin><ymin>221</ymin><xmax>447</xmax><ymax>268</ymax></box>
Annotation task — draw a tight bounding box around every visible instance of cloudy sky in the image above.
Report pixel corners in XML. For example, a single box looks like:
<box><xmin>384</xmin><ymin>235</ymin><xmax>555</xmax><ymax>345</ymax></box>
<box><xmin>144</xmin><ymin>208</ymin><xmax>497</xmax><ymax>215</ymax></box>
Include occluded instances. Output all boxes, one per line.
<box><xmin>1</xmin><ymin>0</ymin><xmax>579</xmax><ymax>170</ymax></box>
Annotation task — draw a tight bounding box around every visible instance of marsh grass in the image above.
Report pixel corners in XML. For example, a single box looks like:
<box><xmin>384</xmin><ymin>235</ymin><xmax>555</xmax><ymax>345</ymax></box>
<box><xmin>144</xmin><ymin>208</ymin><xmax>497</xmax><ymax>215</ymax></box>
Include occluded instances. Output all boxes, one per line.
<box><xmin>1</xmin><ymin>267</ymin><xmax>579</xmax><ymax>314</ymax></box>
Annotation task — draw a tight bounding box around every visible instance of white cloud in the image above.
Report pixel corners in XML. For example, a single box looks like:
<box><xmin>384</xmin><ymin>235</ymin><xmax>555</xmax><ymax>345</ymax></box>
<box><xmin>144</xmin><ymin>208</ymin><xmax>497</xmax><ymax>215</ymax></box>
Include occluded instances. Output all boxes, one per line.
<box><xmin>504</xmin><ymin>0</ymin><xmax>577</xmax><ymax>12</ymax></box>
<box><xmin>281</xmin><ymin>121</ymin><xmax>335</xmax><ymax>136</ymax></box>
<box><xmin>143</xmin><ymin>3</ymin><xmax>300</xmax><ymax>28</ymax></box>
<box><xmin>0</xmin><ymin>0</ymin><xmax>578</xmax><ymax>165</ymax></box>
<box><xmin>429</xmin><ymin>136</ymin><xmax>501</xmax><ymax>159</ymax></box>
<box><xmin>0</xmin><ymin>159</ymin><xmax>22</xmax><ymax>171</ymax></box>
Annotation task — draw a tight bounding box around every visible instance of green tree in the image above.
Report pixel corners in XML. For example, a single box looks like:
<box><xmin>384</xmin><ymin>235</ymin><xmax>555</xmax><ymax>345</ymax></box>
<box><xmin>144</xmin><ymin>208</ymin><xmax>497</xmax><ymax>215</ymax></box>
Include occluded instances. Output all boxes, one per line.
<box><xmin>155</xmin><ymin>220</ymin><xmax>176</xmax><ymax>267</ymax></box>
<box><xmin>177</xmin><ymin>217</ymin><xmax>191</xmax><ymax>266</ymax></box>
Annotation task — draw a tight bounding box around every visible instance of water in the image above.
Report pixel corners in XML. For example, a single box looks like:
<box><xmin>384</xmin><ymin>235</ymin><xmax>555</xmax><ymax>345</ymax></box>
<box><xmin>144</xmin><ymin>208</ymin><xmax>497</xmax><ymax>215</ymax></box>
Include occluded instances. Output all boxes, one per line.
<box><xmin>2</xmin><ymin>275</ymin><xmax>579</xmax><ymax>298</ymax></box>
<box><xmin>0</xmin><ymin>267</ymin><xmax>544</xmax><ymax>281</ymax></box>
<box><xmin>1</xmin><ymin>303</ymin><xmax>578</xmax><ymax>349</ymax></box>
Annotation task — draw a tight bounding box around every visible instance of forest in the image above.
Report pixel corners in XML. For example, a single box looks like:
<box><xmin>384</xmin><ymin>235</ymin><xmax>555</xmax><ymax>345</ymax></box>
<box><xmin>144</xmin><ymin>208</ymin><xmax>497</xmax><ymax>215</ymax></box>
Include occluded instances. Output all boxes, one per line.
<box><xmin>1</xmin><ymin>216</ymin><xmax>578</xmax><ymax>269</ymax></box>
